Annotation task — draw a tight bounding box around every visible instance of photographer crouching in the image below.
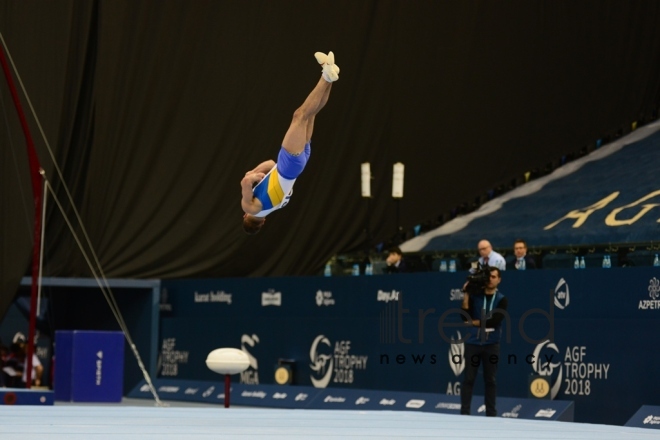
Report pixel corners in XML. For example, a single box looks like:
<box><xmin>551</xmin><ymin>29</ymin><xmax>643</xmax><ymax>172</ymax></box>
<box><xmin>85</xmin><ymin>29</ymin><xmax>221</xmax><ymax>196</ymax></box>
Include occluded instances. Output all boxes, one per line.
<box><xmin>460</xmin><ymin>264</ymin><xmax>508</xmax><ymax>416</ymax></box>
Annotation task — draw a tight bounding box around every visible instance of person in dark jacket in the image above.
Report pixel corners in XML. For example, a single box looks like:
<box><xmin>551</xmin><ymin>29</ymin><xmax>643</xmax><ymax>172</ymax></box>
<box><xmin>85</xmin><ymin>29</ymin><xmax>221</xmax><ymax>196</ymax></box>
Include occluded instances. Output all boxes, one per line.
<box><xmin>508</xmin><ymin>239</ymin><xmax>537</xmax><ymax>270</ymax></box>
<box><xmin>383</xmin><ymin>247</ymin><xmax>408</xmax><ymax>274</ymax></box>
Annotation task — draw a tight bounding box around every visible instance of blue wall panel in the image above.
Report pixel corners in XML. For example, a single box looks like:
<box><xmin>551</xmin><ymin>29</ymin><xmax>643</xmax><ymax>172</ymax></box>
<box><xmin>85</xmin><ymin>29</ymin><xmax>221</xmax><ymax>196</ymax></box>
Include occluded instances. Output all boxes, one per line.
<box><xmin>159</xmin><ymin>267</ymin><xmax>660</xmax><ymax>425</ymax></box>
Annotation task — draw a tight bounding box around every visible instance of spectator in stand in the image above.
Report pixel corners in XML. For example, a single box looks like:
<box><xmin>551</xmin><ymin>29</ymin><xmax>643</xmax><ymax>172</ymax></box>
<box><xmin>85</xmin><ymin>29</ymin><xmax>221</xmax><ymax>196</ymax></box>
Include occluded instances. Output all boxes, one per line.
<box><xmin>508</xmin><ymin>239</ymin><xmax>537</xmax><ymax>270</ymax></box>
<box><xmin>474</xmin><ymin>240</ymin><xmax>506</xmax><ymax>271</ymax></box>
<box><xmin>4</xmin><ymin>335</ymin><xmax>43</xmax><ymax>388</ymax></box>
<box><xmin>384</xmin><ymin>247</ymin><xmax>408</xmax><ymax>274</ymax></box>
<box><xmin>0</xmin><ymin>339</ymin><xmax>8</xmax><ymax>387</ymax></box>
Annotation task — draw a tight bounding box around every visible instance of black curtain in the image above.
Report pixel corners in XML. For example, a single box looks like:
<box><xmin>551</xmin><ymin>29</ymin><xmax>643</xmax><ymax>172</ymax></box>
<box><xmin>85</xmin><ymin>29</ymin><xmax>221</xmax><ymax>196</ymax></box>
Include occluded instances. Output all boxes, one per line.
<box><xmin>2</xmin><ymin>0</ymin><xmax>660</xmax><ymax>318</ymax></box>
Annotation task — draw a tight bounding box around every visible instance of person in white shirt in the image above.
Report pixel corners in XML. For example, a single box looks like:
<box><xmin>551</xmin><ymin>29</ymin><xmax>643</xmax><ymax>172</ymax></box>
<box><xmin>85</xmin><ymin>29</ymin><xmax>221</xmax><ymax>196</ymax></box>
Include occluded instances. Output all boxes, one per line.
<box><xmin>476</xmin><ymin>240</ymin><xmax>506</xmax><ymax>270</ymax></box>
<box><xmin>5</xmin><ymin>337</ymin><xmax>43</xmax><ymax>387</ymax></box>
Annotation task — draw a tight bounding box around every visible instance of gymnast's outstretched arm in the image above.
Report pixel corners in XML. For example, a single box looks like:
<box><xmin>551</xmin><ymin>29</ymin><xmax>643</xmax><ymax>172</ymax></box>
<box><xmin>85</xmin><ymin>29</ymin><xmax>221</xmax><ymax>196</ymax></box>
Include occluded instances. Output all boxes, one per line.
<box><xmin>241</xmin><ymin>173</ymin><xmax>264</xmax><ymax>214</ymax></box>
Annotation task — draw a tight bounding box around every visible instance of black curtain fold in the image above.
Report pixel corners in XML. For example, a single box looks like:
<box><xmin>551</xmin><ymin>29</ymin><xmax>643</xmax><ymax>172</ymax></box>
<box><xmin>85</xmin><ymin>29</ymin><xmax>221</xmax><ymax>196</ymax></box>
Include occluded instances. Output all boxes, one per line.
<box><xmin>2</xmin><ymin>0</ymin><xmax>660</xmax><ymax>319</ymax></box>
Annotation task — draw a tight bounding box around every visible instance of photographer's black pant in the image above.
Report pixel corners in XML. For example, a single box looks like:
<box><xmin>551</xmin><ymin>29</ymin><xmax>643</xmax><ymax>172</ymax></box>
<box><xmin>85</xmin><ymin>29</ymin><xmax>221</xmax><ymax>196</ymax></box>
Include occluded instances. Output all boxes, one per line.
<box><xmin>461</xmin><ymin>343</ymin><xmax>499</xmax><ymax>416</ymax></box>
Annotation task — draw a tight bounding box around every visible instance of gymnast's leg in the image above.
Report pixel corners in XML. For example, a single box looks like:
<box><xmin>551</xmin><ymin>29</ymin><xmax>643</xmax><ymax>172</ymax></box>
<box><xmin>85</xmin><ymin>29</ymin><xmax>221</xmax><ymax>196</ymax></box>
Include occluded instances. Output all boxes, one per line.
<box><xmin>281</xmin><ymin>53</ymin><xmax>338</xmax><ymax>155</ymax></box>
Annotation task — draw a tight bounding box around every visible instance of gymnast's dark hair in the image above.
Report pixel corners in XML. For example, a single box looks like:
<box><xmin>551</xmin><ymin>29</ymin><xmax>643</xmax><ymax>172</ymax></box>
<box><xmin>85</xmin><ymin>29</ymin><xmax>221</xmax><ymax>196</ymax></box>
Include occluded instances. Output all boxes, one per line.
<box><xmin>242</xmin><ymin>215</ymin><xmax>265</xmax><ymax>235</ymax></box>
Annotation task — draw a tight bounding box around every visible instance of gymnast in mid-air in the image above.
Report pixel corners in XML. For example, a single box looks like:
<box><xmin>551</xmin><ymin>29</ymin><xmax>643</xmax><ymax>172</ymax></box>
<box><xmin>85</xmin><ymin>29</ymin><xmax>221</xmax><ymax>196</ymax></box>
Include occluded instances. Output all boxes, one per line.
<box><xmin>240</xmin><ymin>51</ymin><xmax>340</xmax><ymax>235</ymax></box>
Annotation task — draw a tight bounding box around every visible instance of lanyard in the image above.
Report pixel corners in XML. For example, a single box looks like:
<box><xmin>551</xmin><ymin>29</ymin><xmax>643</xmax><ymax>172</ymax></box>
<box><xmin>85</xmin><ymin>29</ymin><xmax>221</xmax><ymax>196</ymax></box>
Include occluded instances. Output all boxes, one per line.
<box><xmin>482</xmin><ymin>294</ymin><xmax>496</xmax><ymax>314</ymax></box>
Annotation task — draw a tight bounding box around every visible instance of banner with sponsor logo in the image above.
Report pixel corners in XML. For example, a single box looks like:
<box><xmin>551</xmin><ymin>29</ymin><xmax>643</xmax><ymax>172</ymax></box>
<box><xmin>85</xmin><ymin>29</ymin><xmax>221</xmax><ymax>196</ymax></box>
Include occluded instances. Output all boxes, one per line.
<box><xmin>128</xmin><ymin>378</ymin><xmax>574</xmax><ymax>421</ymax></box>
<box><xmin>128</xmin><ymin>378</ymin><xmax>320</xmax><ymax>409</ymax></box>
<box><xmin>159</xmin><ymin>267</ymin><xmax>660</xmax><ymax>425</ymax></box>
<box><xmin>625</xmin><ymin>405</ymin><xmax>660</xmax><ymax>429</ymax></box>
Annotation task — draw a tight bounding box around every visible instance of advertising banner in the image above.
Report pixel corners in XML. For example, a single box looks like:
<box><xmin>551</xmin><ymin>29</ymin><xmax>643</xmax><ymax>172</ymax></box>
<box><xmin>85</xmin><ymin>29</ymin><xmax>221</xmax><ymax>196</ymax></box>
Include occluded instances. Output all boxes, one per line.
<box><xmin>159</xmin><ymin>267</ymin><xmax>660</xmax><ymax>425</ymax></box>
<box><xmin>625</xmin><ymin>405</ymin><xmax>660</xmax><ymax>429</ymax></box>
<box><xmin>128</xmin><ymin>378</ymin><xmax>574</xmax><ymax>421</ymax></box>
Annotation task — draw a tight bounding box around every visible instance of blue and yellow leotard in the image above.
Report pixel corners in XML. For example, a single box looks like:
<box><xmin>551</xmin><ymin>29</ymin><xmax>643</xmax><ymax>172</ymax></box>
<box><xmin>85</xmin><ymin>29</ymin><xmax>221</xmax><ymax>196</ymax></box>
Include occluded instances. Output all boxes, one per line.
<box><xmin>252</xmin><ymin>143</ymin><xmax>311</xmax><ymax>217</ymax></box>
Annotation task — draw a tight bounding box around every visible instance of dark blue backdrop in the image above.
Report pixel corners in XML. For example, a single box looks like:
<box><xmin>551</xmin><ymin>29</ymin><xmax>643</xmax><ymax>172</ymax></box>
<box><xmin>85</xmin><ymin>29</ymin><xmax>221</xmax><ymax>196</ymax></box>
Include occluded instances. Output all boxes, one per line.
<box><xmin>159</xmin><ymin>267</ymin><xmax>660</xmax><ymax>425</ymax></box>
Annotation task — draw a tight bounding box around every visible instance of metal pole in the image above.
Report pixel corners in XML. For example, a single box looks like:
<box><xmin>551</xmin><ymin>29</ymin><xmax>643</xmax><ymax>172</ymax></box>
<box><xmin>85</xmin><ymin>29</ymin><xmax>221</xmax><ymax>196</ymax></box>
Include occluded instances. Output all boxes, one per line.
<box><xmin>0</xmin><ymin>40</ymin><xmax>44</xmax><ymax>389</ymax></box>
<box><xmin>224</xmin><ymin>374</ymin><xmax>231</xmax><ymax>408</ymax></box>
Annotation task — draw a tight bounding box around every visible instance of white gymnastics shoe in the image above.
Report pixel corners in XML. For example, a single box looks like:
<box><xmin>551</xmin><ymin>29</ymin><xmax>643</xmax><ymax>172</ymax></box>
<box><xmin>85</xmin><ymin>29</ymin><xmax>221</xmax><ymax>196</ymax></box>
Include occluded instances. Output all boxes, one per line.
<box><xmin>314</xmin><ymin>51</ymin><xmax>340</xmax><ymax>82</ymax></box>
<box><xmin>314</xmin><ymin>52</ymin><xmax>328</xmax><ymax>64</ymax></box>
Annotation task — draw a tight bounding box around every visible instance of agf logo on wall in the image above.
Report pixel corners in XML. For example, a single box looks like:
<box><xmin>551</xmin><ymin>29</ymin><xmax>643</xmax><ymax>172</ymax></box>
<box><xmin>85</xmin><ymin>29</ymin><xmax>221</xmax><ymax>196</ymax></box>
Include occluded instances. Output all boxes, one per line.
<box><xmin>159</xmin><ymin>338</ymin><xmax>189</xmax><ymax>377</ymax></box>
<box><xmin>309</xmin><ymin>335</ymin><xmax>333</xmax><ymax>387</ymax></box>
<box><xmin>446</xmin><ymin>331</ymin><xmax>464</xmax><ymax>396</ymax></box>
<box><xmin>532</xmin><ymin>340</ymin><xmax>610</xmax><ymax>399</ymax></box>
<box><xmin>240</xmin><ymin>334</ymin><xmax>260</xmax><ymax>385</ymax></box>
<box><xmin>531</xmin><ymin>340</ymin><xmax>563</xmax><ymax>399</ymax></box>
<box><xmin>309</xmin><ymin>334</ymin><xmax>368</xmax><ymax>388</ymax></box>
